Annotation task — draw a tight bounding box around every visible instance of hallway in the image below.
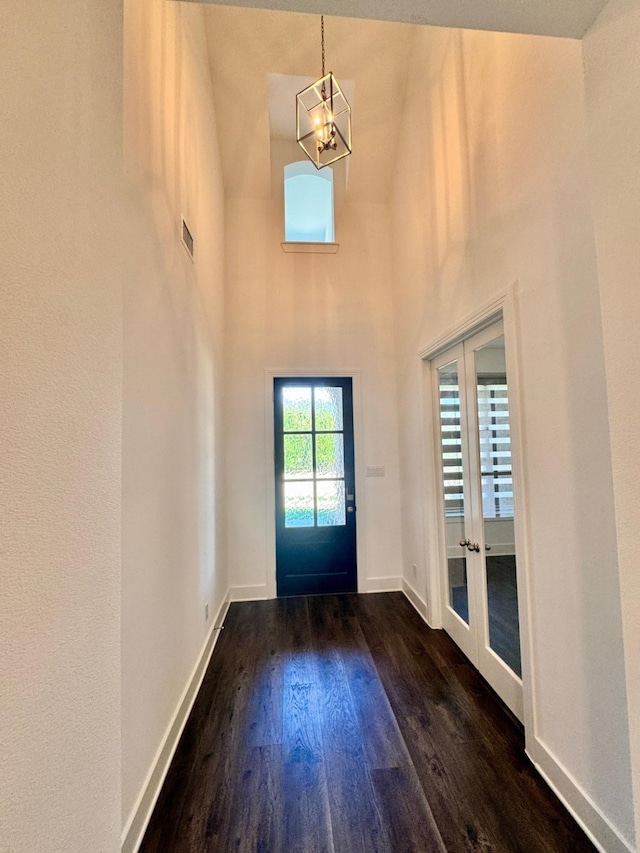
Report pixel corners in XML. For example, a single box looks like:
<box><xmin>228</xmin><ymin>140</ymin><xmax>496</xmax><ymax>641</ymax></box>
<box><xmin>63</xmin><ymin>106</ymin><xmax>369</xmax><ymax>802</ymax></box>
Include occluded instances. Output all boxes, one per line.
<box><xmin>141</xmin><ymin>593</ymin><xmax>595</xmax><ymax>852</ymax></box>
<box><xmin>4</xmin><ymin>3</ymin><xmax>640</xmax><ymax>850</ymax></box>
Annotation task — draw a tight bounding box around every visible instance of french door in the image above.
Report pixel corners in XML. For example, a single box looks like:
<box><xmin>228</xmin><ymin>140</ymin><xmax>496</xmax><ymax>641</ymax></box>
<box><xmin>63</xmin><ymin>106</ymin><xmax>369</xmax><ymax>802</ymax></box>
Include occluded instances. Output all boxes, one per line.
<box><xmin>274</xmin><ymin>377</ymin><xmax>357</xmax><ymax>597</ymax></box>
<box><xmin>433</xmin><ymin>320</ymin><xmax>523</xmax><ymax>719</ymax></box>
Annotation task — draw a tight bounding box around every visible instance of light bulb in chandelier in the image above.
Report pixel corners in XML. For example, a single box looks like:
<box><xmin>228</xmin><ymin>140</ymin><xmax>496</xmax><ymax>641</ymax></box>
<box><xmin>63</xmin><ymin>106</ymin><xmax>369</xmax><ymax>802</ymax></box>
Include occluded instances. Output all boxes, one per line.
<box><xmin>312</xmin><ymin>101</ymin><xmax>337</xmax><ymax>151</ymax></box>
<box><xmin>296</xmin><ymin>15</ymin><xmax>351</xmax><ymax>169</ymax></box>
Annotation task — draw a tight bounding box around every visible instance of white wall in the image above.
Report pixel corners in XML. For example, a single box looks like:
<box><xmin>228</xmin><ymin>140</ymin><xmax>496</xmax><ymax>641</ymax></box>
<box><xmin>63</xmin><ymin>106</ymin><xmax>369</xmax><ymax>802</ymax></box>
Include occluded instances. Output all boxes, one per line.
<box><xmin>583</xmin><ymin>0</ymin><xmax>640</xmax><ymax>841</ymax></box>
<box><xmin>121</xmin><ymin>0</ymin><xmax>227</xmax><ymax>844</ymax></box>
<box><xmin>390</xmin><ymin>25</ymin><xmax>634</xmax><ymax>850</ymax></box>
<box><xmin>1</xmin><ymin>2</ymin><xmax>123</xmax><ymax>850</ymax></box>
<box><xmin>224</xmin><ymin>184</ymin><xmax>403</xmax><ymax>599</ymax></box>
<box><xmin>3</xmin><ymin>3</ymin><xmax>637</xmax><ymax>852</ymax></box>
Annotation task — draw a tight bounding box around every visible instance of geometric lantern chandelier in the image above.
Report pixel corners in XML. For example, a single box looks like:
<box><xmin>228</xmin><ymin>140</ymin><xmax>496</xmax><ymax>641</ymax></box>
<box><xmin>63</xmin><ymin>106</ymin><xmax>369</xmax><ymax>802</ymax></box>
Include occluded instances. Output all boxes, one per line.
<box><xmin>296</xmin><ymin>16</ymin><xmax>352</xmax><ymax>169</ymax></box>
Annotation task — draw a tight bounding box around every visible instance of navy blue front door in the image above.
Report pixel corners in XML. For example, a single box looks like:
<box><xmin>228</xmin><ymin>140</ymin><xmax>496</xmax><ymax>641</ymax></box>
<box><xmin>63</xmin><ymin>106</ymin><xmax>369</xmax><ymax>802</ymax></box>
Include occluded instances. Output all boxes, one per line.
<box><xmin>274</xmin><ymin>377</ymin><xmax>357</xmax><ymax>597</ymax></box>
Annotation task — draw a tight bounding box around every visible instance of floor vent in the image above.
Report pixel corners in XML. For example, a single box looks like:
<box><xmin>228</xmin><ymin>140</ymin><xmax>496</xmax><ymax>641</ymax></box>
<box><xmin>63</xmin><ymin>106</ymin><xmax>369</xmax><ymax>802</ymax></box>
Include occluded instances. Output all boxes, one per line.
<box><xmin>181</xmin><ymin>218</ymin><xmax>194</xmax><ymax>260</ymax></box>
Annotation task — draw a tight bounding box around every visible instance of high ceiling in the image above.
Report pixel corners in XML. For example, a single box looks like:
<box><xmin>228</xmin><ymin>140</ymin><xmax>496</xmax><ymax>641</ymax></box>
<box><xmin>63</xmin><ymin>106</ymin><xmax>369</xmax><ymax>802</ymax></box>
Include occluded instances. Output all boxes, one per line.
<box><xmin>204</xmin><ymin>7</ymin><xmax>416</xmax><ymax>201</ymax></box>
<box><xmin>201</xmin><ymin>1</ymin><xmax>608</xmax><ymax>202</ymax></box>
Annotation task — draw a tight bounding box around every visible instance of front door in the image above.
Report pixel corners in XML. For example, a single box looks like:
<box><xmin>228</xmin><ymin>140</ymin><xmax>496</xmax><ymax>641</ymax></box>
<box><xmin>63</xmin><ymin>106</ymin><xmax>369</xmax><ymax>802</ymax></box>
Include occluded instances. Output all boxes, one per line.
<box><xmin>274</xmin><ymin>377</ymin><xmax>357</xmax><ymax>597</ymax></box>
<box><xmin>433</xmin><ymin>320</ymin><xmax>523</xmax><ymax>720</ymax></box>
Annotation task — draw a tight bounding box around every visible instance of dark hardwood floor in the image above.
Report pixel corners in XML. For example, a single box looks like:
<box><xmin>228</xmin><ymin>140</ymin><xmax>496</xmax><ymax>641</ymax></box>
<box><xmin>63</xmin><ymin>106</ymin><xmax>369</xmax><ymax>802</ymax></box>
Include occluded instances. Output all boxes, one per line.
<box><xmin>140</xmin><ymin>592</ymin><xmax>596</xmax><ymax>853</ymax></box>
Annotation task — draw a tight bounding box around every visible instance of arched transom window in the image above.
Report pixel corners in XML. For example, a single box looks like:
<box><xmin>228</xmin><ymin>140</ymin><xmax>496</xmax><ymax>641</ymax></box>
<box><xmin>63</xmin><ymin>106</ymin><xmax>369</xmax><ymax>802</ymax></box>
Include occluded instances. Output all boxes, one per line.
<box><xmin>284</xmin><ymin>161</ymin><xmax>334</xmax><ymax>243</ymax></box>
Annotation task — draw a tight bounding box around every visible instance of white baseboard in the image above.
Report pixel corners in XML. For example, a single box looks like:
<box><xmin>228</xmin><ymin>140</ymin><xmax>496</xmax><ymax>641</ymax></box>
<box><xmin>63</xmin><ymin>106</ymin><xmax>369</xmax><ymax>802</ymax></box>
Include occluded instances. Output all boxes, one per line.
<box><xmin>402</xmin><ymin>577</ymin><xmax>433</xmax><ymax>625</ymax></box>
<box><xmin>527</xmin><ymin>738</ymin><xmax>635</xmax><ymax>853</ymax></box>
<box><xmin>120</xmin><ymin>585</ymin><xmax>632</xmax><ymax>853</ymax></box>
<box><xmin>366</xmin><ymin>575</ymin><xmax>402</xmax><ymax>592</ymax></box>
<box><xmin>229</xmin><ymin>583</ymin><xmax>268</xmax><ymax>601</ymax></box>
<box><xmin>401</xmin><ymin>583</ymin><xmax>633</xmax><ymax>853</ymax></box>
<box><xmin>230</xmin><ymin>581</ymin><xmax>404</xmax><ymax>598</ymax></box>
<box><xmin>120</xmin><ymin>593</ymin><xmax>231</xmax><ymax>853</ymax></box>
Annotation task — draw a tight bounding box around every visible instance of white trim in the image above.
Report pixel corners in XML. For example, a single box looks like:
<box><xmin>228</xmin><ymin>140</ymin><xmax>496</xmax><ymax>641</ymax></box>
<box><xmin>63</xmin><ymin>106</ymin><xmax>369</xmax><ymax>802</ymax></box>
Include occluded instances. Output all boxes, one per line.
<box><xmin>401</xmin><ymin>582</ymin><xmax>633</xmax><ymax>853</ymax></box>
<box><xmin>121</xmin><ymin>593</ymin><xmax>230</xmax><ymax>853</ymax></box>
<box><xmin>419</xmin><ymin>291</ymin><xmax>504</xmax><ymax>361</ymax></box>
<box><xmin>528</xmin><ymin>738</ymin><xmax>635</xmax><ymax>853</ymax></box>
<box><xmin>281</xmin><ymin>241</ymin><xmax>340</xmax><ymax>254</ymax></box>
<box><xmin>412</xmin><ymin>352</ymin><xmax>435</xmax><ymax>625</ymax></box>
<box><xmin>229</xmin><ymin>584</ymin><xmax>268</xmax><ymax>602</ymax></box>
<box><xmin>402</xmin><ymin>578</ymin><xmax>431</xmax><ymax>625</ymax></box>
<box><xmin>502</xmin><ymin>283</ymin><xmax>537</xmax><ymax>744</ymax></box>
<box><xmin>366</xmin><ymin>575</ymin><xmax>402</xmax><ymax>593</ymax></box>
<box><xmin>421</xmin><ymin>355</ymin><xmax>443</xmax><ymax>628</ymax></box>
<box><xmin>264</xmin><ymin>369</ymin><xmax>366</xmax><ymax>598</ymax></box>
<box><xmin>419</xmin><ymin>284</ymin><xmax>534</xmax><ymax>726</ymax></box>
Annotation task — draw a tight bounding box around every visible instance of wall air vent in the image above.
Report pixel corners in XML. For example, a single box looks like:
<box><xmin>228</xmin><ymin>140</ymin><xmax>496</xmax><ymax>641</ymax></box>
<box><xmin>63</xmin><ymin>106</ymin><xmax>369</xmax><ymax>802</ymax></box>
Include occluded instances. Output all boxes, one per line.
<box><xmin>181</xmin><ymin>218</ymin><xmax>194</xmax><ymax>261</ymax></box>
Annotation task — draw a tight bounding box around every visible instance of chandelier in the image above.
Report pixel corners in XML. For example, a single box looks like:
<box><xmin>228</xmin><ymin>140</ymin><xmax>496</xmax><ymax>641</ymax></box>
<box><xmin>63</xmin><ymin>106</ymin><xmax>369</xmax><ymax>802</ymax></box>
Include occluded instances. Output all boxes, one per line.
<box><xmin>296</xmin><ymin>16</ymin><xmax>352</xmax><ymax>169</ymax></box>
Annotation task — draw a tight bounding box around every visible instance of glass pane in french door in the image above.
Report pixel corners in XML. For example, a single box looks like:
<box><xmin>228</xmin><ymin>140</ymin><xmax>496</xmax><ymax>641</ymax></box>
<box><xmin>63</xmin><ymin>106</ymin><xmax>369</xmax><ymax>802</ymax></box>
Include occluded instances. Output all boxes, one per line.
<box><xmin>475</xmin><ymin>336</ymin><xmax>521</xmax><ymax>676</ymax></box>
<box><xmin>437</xmin><ymin>361</ymin><xmax>469</xmax><ymax>623</ymax></box>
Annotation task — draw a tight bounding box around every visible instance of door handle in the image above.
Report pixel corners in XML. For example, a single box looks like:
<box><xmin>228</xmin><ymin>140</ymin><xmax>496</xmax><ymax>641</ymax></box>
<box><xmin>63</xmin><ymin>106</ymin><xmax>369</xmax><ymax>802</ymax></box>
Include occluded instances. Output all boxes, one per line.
<box><xmin>459</xmin><ymin>538</ymin><xmax>479</xmax><ymax>552</ymax></box>
<box><xmin>459</xmin><ymin>538</ymin><xmax>470</xmax><ymax>547</ymax></box>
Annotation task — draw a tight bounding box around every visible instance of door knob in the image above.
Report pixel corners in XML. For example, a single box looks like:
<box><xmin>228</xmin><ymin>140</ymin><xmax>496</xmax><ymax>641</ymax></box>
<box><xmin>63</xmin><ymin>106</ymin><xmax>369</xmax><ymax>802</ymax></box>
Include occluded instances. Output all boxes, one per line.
<box><xmin>347</xmin><ymin>506</ymin><xmax>355</xmax><ymax>513</ymax></box>
<box><xmin>459</xmin><ymin>538</ymin><xmax>470</xmax><ymax>548</ymax></box>
<box><xmin>460</xmin><ymin>538</ymin><xmax>480</xmax><ymax>552</ymax></box>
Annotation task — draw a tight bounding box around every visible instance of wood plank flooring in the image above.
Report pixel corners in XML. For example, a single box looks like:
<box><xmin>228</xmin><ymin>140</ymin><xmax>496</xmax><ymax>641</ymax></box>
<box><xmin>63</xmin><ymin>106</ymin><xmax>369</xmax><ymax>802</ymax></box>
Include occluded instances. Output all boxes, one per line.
<box><xmin>140</xmin><ymin>592</ymin><xmax>596</xmax><ymax>853</ymax></box>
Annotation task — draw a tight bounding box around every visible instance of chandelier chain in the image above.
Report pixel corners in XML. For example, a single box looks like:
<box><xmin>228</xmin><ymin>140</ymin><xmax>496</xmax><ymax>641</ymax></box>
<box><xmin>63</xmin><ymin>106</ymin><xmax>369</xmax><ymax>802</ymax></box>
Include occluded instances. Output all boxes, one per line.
<box><xmin>321</xmin><ymin>15</ymin><xmax>325</xmax><ymax>77</ymax></box>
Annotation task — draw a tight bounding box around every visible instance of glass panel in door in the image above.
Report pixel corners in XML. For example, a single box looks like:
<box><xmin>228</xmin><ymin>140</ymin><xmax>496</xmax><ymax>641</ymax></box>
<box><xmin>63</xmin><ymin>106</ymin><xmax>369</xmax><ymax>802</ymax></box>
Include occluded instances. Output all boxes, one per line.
<box><xmin>437</xmin><ymin>361</ymin><xmax>469</xmax><ymax>624</ymax></box>
<box><xmin>275</xmin><ymin>378</ymin><xmax>357</xmax><ymax>597</ymax></box>
<box><xmin>475</xmin><ymin>336</ymin><xmax>522</xmax><ymax>676</ymax></box>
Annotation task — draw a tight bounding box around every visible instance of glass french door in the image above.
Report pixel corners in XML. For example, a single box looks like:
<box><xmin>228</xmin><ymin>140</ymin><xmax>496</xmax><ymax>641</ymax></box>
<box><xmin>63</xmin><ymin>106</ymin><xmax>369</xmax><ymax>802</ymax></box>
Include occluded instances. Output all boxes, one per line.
<box><xmin>433</xmin><ymin>320</ymin><xmax>523</xmax><ymax>720</ymax></box>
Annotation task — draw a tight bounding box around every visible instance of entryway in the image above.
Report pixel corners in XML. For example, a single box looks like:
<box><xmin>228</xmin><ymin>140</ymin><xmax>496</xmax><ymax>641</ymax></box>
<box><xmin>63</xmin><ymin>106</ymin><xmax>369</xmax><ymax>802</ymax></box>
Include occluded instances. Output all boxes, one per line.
<box><xmin>274</xmin><ymin>377</ymin><xmax>357</xmax><ymax>596</ymax></box>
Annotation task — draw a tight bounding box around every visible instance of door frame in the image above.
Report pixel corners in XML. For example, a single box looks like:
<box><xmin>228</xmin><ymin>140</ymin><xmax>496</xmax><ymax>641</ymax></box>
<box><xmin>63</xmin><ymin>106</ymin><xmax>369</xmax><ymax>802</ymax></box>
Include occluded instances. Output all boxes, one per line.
<box><xmin>264</xmin><ymin>369</ymin><xmax>366</xmax><ymax>600</ymax></box>
<box><xmin>419</xmin><ymin>285</ymin><xmax>535</xmax><ymax>736</ymax></box>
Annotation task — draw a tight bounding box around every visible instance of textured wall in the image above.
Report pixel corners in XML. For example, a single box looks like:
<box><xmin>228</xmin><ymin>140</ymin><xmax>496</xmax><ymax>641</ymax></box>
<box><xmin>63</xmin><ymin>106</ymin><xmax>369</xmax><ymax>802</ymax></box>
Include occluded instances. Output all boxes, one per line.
<box><xmin>224</xmin><ymin>192</ymin><xmax>404</xmax><ymax>598</ymax></box>
<box><xmin>0</xmin><ymin>2</ymin><xmax>123</xmax><ymax>851</ymax></box>
<box><xmin>390</xmin><ymin>24</ymin><xmax>634</xmax><ymax>848</ymax></box>
<box><xmin>121</xmin><ymin>0</ymin><xmax>227</xmax><ymax>832</ymax></box>
<box><xmin>583</xmin><ymin>0</ymin><xmax>640</xmax><ymax>841</ymax></box>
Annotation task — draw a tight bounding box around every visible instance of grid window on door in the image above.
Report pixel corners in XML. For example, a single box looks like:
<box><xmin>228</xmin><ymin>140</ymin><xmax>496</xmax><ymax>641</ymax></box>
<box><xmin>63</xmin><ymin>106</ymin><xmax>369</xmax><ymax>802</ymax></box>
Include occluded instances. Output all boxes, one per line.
<box><xmin>439</xmin><ymin>376</ymin><xmax>513</xmax><ymax>521</ymax></box>
<box><xmin>282</xmin><ymin>386</ymin><xmax>346</xmax><ymax>527</ymax></box>
<box><xmin>439</xmin><ymin>377</ymin><xmax>464</xmax><ymax>519</ymax></box>
<box><xmin>477</xmin><ymin>377</ymin><xmax>513</xmax><ymax>519</ymax></box>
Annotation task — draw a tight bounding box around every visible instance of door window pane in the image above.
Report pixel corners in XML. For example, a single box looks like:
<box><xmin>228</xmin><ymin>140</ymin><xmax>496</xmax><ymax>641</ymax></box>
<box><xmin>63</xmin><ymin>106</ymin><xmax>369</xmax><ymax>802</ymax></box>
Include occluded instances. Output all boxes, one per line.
<box><xmin>283</xmin><ymin>387</ymin><xmax>312</xmax><ymax>432</ymax></box>
<box><xmin>438</xmin><ymin>361</ymin><xmax>468</xmax><ymax>623</ymax></box>
<box><xmin>316</xmin><ymin>480</ymin><xmax>346</xmax><ymax>526</ymax></box>
<box><xmin>284</xmin><ymin>481</ymin><xmax>315</xmax><ymax>527</ymax></box>
<box><xmin>279</xmin><ymin>383</ymin><xmax>348</xmax><ymax>530</ymax></box>
<box><xmin>477</xmin><ymin>378</ymin><xmax>513</xmax><ymax>518</ymax></box>
<box><xmin>475</xmin><ymin>336</ymin><xmax>521</xmax><ymax>676</ymax></box>
<box><xmin>486</xmin><ymin>556</ymin><xmax>521</xmax><ymax>676</ymax></box>
<box><xmin>448</xmin><ymin>557</ymin><xmax>468</xmax><ymax>622</ymax></box>
<box><xmin>314</xmin><ymin>387</ymin><xmax>343</xmax><ymax>431</ymax></box>
<box><xmin>316</xmin><ymin>434</ymin><xmax>344</xmax><ymax>479</ymax></box>
<box><xmin>284</xmin><ymin>435</ymin><xmax>313</xmax><ymax>479</ymax></box>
